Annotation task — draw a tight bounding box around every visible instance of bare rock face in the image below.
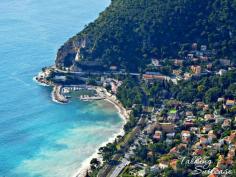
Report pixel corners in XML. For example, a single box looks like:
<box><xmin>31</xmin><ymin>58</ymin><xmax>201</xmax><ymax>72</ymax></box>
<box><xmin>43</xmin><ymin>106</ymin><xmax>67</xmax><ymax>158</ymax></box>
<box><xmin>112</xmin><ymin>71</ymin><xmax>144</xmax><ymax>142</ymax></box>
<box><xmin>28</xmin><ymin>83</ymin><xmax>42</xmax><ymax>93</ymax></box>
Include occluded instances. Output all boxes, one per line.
<box><xmin>55</xmin><ymin>41</ymin><xmax>76</xmax><ymax>68</ymax></box>
<box><xmin>55</xmin><ymin>38</ymin><xmax>87</xmax><ymax>69</ymax></box>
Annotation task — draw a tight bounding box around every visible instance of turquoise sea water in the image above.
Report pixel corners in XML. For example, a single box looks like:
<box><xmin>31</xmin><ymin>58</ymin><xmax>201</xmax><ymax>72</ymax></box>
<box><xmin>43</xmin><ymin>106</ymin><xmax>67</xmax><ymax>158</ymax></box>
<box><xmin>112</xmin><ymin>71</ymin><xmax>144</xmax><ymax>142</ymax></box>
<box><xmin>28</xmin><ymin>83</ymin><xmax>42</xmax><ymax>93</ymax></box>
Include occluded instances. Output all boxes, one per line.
<box><xmin>0</xmin><ymin>1</ymin><xmax>123</xmax><ymax>177</ymax></box>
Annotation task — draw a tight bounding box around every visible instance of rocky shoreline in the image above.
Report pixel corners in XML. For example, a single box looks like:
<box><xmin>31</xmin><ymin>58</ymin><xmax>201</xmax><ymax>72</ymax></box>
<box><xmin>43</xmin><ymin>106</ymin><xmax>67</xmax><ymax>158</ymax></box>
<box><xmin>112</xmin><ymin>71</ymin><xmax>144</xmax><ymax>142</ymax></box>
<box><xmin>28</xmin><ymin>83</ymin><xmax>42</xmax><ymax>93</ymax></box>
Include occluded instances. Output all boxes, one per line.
<box><xmin>35</xmin><ymin>73</ymin><xmax>69</xmax><ymax>104</ymax></box>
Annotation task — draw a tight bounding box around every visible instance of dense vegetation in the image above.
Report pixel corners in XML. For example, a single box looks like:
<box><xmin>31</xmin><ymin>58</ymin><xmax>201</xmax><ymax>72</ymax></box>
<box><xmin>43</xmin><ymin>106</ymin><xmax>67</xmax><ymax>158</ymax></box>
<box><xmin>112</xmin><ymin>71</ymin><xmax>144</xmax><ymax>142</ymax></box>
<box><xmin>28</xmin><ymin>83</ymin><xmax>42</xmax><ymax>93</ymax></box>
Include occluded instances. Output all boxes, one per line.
<box><xmin>57</xmin><ymin>0</ymin><xmax>236</xmax><ymax>71</ymax></box>
<box><xmin>117</xmin><ymin>70</ymin><xmax>236</xmax><ymax>114</ymax></box>
<box><xmin>174</xmin><ymin>70</ymin><xmax>236</xmax><ymax>104</ymax></box>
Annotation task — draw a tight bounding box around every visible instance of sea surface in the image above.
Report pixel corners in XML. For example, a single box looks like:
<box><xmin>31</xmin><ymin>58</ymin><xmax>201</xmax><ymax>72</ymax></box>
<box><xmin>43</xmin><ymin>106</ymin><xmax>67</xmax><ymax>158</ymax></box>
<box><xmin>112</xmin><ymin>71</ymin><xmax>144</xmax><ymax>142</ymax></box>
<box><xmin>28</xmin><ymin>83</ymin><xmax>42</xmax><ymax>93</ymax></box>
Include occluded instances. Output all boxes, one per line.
<box><xmin>0</xmin><ymin>1</ymin><xmax>124</xmax><ymax>177</ymax></box>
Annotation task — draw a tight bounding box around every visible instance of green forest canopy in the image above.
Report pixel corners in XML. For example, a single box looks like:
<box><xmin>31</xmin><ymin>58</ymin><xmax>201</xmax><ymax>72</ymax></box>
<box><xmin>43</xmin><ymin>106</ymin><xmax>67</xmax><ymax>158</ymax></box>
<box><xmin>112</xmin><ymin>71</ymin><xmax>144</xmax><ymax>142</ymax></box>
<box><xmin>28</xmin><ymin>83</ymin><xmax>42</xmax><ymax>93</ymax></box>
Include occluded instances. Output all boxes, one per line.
<box><xmin>56</xmin><ymin>0</ymin><xmax>236</xmax><ymax>71</ymax></box>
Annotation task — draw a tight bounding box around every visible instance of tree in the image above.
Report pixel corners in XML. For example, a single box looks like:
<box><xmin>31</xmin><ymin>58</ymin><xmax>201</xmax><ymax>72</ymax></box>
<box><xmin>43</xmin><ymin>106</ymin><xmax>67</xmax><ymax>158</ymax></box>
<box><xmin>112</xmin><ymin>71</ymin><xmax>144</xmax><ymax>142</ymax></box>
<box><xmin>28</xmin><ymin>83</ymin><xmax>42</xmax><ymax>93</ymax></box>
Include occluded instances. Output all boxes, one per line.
<box><xmin>226</xmin><ymin>84</ymin><xmax>236</xmax><ymax>98</ymax></box>
<box><xmin>135</xmin><ymin>145</ymin><xmax>148</xmax><ymax>161</ymax></box>
<box><xmin>90</xmin><ymin>158</ymin><xmax>100</xmax><ymax>170</ymax></box>
<box><xmin>204</xmin><ymin>87</ymin><xmax>221</xmax><ymax>103</ymax></box>
<box><xmin>98</xmin><ymin>143</ymin><xmax>117</xmax><ymax>162</ymax></box>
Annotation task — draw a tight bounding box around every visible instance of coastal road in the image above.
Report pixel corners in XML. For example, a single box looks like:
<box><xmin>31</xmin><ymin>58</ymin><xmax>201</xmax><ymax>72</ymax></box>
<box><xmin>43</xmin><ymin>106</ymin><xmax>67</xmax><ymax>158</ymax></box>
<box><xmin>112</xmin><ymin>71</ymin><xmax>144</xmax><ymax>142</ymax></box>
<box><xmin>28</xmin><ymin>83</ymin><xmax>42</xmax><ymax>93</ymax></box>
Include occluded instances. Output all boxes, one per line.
<box><xmin>97</xmin><ymin>154</ymin><xmax>121</xmax><ymax>177</ymax></box>
<box><xmin>98</xmin><ymin>126</ymin><xmax>141</xmax><ymax>177</ymax></box>
<box><xmin>54</xmin><ymin>67</ymin><xmax>140</xmax><ymax>76</ymax></box>
<box><xmin>109</xmin><ymin>158</ymin><xmax>130</xmax><ymax>177</ymax></box>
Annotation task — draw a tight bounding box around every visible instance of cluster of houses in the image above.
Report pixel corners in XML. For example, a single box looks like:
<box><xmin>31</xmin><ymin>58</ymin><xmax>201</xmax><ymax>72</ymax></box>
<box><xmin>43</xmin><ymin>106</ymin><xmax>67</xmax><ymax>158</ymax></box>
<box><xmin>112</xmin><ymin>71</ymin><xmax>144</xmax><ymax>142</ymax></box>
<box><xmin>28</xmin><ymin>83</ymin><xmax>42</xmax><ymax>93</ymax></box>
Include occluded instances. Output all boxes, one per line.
<box><xmin>102</xmin><ymin>78</ymin><xmax>122</xmax><ymax>94</ymax></box>
<box><xmin>144</xmin><ymin>43</ymin><xmax>235</xmax><ymax>82</ymax></box>
<box><xmin>207</xmin><ymin>131</ymin><xmax>236</xmax><ymax>177</ymax></box>
<box><xmin>122</xmin><ymin>97</ymin><xmax>235</xmax><ymax>176</ymax></box>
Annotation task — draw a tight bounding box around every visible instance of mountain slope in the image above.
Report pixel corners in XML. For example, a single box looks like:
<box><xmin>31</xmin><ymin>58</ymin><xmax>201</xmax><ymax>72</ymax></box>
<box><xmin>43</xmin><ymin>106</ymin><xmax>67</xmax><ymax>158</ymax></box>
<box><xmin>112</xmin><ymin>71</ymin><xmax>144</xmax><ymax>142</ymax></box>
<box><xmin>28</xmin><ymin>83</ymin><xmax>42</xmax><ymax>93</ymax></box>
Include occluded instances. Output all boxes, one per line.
<box><xmin>56</xmin><ymin>0</ymin><xmax>236</xmax><ymax>71</ymax></box>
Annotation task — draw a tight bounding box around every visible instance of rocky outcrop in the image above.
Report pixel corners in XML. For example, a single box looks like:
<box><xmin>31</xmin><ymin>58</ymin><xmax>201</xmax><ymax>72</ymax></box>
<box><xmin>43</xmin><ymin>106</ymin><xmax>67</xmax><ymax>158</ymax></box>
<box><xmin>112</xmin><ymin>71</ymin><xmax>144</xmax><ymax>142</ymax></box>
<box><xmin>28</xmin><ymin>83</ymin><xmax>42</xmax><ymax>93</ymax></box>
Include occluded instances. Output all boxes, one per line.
<box><xmin>55</xmin><ymin>40</ymin><xmax>75</xmax><ymax>68</ymax></box>
<box><xmin>55</xmin><ymin>37</ymin><xmax>87</xmax><ymax>69</ymax></box>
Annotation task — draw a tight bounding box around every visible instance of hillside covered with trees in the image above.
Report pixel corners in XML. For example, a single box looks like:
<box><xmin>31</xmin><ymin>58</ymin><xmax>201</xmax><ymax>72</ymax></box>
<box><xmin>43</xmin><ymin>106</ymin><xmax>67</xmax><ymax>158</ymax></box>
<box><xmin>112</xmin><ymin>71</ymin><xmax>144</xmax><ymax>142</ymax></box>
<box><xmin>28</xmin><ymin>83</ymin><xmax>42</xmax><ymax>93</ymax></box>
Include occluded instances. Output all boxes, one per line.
<box><xmin>56</xmin><ymin>0</ymin><xmax>236</xmax><ymax>71</ymax></box>
<box><xmin>117</xmin><ymin>70</ymin><xmax>236</xmax><ymax>112</ymax></box>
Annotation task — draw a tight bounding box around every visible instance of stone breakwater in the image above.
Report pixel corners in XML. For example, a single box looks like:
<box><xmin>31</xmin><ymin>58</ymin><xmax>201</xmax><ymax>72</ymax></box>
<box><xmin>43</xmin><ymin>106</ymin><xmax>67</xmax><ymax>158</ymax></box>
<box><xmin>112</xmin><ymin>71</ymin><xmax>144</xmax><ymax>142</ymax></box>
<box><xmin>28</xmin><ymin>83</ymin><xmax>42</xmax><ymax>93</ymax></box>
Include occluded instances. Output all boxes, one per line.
<box><xmin>52</xmin><ymin>85</ymin><xmax>69</xmax><ymax>104</ymax></box>
<box><xmin>35</xmin><ymin>70</ymin><xmax>69</xmax><ymax>104</ymax></box>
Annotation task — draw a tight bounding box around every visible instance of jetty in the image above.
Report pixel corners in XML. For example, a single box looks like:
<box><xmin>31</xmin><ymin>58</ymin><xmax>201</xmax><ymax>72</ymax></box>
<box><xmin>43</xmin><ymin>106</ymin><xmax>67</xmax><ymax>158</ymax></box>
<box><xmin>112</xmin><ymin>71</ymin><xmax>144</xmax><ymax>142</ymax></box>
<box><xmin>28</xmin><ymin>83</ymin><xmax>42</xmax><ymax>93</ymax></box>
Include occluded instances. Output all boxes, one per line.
<box><xmin>79</xmin><ymin>95</ymin><xmax>105</xmax><ymax>101</ymax></box>
<box><xmin>52</xmin><ymin>85</ymin><xmax>69</xmax><ymax>103</ymax></box>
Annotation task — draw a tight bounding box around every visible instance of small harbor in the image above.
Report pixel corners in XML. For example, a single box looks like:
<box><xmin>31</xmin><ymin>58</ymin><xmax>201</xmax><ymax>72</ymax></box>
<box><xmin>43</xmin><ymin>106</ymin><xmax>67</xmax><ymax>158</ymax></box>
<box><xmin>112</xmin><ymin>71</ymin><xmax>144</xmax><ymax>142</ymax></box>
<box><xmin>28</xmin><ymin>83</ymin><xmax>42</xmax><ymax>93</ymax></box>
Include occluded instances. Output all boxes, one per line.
<box><xmin>53</xmin><ymin>85</ymin><xmax>106</xmax><ymax>103</ymax></box>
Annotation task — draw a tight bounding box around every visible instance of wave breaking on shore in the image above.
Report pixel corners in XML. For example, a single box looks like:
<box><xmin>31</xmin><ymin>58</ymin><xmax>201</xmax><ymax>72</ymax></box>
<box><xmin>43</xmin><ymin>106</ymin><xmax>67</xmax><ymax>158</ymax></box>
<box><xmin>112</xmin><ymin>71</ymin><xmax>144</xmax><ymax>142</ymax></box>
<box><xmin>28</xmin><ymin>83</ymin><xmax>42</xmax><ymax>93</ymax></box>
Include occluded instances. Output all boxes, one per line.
<box><xmin>72</xmin><ymin>95</ymin><xmax>128</xmax><ymax>177</ymax></box>
<box><xmin>34</xmin><ymin>76</ymin><xmax>128</xmax><ymax>177</ymax></box>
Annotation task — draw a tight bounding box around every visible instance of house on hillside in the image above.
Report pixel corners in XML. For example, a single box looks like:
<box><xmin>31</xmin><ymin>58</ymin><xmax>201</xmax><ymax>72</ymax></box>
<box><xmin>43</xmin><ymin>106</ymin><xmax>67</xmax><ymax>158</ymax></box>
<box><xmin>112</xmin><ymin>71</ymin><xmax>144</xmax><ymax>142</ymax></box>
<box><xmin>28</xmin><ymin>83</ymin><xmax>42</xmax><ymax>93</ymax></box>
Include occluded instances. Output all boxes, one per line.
<box><xmin>190</xmin><ymin>65</ymin><xmax>201</xmax><ymax>75</ymax></box>
<box><xmin>152</xmin><ymin>59</ymin><xmax>161</xmax><ymax>67</ymax></box>
<box><xmin>200</xmin><ymin>45</ymin><xmax>207</xmax><ymax>51</ymax></box>
<box><xmin>143</xmin><ymin>72</ymin><xmax>168</xmax><ymax>81</ymax></box>
<box><xmin>174</xmin><ymin>59</ymin><xmax>184</xmax><ymax>66</ymax></box>
<box><xmin>153</xmin><ymin>131</ymin><xmax>162</xmax><ymax>141</ymax></box>
<box><xmin>219</xmin><ymin>59</ymin><xmax>231</xmax><ymax>66</ymax></box>
<box><xmin>224</xmin><ymin>99</ymin><xmax>235</xmax><ymax>109</ymax></box>
<box><xmin>181</xmin><ymin>130</ymin><xmax>191</xmax><ymax>143</ymax></box>
<box><xmin>156</xmin><ymin>123</ymin><xmax>176</xmax><ymax>133</ymax></box>
<box><xmin>109</xmin><ymin>65</ymin><xmax>118</xmax><ymax>71</ymax></box>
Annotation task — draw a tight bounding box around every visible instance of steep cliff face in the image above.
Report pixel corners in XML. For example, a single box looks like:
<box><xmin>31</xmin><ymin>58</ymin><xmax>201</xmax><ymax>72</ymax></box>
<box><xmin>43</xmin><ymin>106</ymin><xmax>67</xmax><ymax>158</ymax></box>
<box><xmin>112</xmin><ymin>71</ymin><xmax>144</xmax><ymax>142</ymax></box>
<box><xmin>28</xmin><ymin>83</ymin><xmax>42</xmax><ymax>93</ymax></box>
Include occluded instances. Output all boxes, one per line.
<box><xmin>56</xmin><ymin>40</ymin><xmax>74</xmax><ymax>68</ymax></box>
<box><xmin>55</xmin><ymin>0</ymin><xmax>236</xmax><ymax>71</ymax></box>
<box><xmin>55</xmin><ymin>37</ymin><xmax>86</xmax><ymax>68</ymax></box>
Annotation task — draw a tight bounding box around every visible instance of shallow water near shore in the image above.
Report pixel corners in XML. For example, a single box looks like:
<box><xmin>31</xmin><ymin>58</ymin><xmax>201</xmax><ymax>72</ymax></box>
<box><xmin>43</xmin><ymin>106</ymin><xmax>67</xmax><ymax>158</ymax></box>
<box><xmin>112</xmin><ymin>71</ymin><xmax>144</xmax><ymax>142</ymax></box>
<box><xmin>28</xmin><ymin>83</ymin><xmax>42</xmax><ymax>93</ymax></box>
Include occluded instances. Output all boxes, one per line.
<box><xmin>0</xmin><ymin>1</ymin><xmax>124</xmax><ymax>177</ymax></box>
